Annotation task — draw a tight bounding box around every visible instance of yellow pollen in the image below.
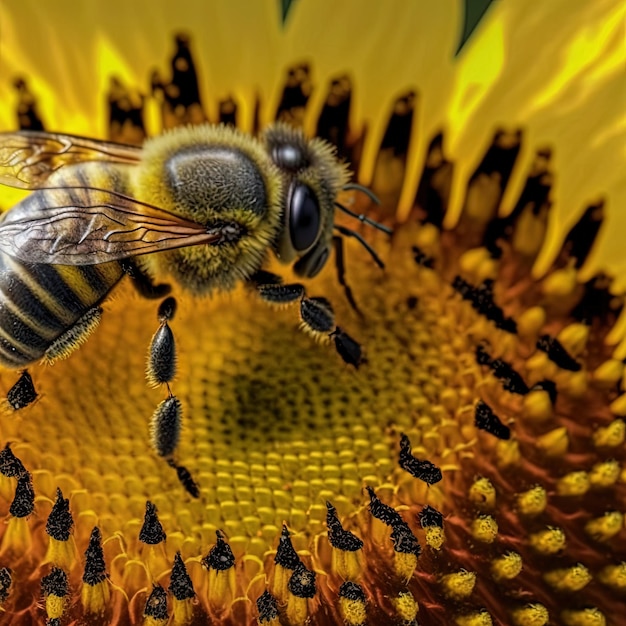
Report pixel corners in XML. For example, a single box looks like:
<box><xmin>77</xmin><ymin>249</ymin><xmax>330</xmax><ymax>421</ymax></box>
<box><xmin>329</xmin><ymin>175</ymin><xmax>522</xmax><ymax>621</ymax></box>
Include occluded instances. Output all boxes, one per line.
<box><xmin>495</xmin><ymin>439</ymin><xmax>521</xmax><ymax>468</ymax></box>
<box><xmin>556</xmin><ymin>471</ymin><xmax>590</xmax><ymax>496</ymax></box>
<box><xmin>592</xmin><ymin>359</ymin><xmax>624</xmax><ymax>387</ymax></box>
<box><xmin>441</xmin><ymin>570</ymin><xmax>476</xmax><ymax>600</ymax></box>
<box><xmin>455</xmin><ymin>611</ymin><xmax>493</xmax><ymax>626</ymax></box>
<box><xmin>592</xmin><ymin>420</ymin><xmax>625</xmax><ymax>448</ymax></box>
<box><xmin>394</xmin><ymin>551</ymin><xmax>418</xmax><ymax>582</ymax></box>
<box><xmin>516</xmin><ymin>486</ymin><xmax>547</xmax><ymax>516</ymax></box>
<box><xmin>339</xmin><ymin>597</ymin><xmax>366</xmax><ymax>626</ymax></box>
<box><xmin>561</xmin><ymin>608</ymin><xmax>607</xmax><ymax>626</ymax></box>
<box><xmin>471</xmin><ymin>515</ymin><xmax>498</xmax><ymax>543</ymax></box>
<box><xmin>516</xmin><ymin>307</ymin><xmax>546</xmax><ymax>339</ymax></box>
<box><xmin>589</xmin><ymin>459</ymin><xmax>621</xmax><ymax>488</ymax></box>
<box><xmin>597</xmin><ymin>563</ymin><xmax>626</xmax><ymax>592</ymax></box>
<box><xmin>529</xmin><ymin>527</ymin><xmax>566</xmax><ymax>555</ymax></box>
<box><xmin>0</xmin><ymin>517</ymin><xmax>32</xmax><ymax>558</ymax></box>
<box><xmin>556</xmin><ymin>323</ymin><xmax>589</xmax><ymax>357</ymax></box>
<box><xmin>46</xmin><ymin>594</ymin><xmax>66</xmax><ymax>620</ymax></box>
<box><xmin>468</xmin><ymin>477</ymin><xmax>496</xmax><ymax>510</ymax></box>
<box><xmin>541</xmin><ymin>267</ymin><xmax>577</xmax><ymax>298</ymax></box>
<box><xmin>491</xmin><ymin>552</ymin><xmax>522</xmax><ymax>581</ymax></box>
<box><xmin>81</xmin><ymin>580</ymin><xmax>111</xmax><ymax>616</ymax></box>
<box><xmin>584</xmin><ymin>511</ymin><xmax>623</xmax><ymax>542</ymax></box>
<box><xmin>45</xmin><ymin>536</ymin><xmax>77</xmax><ymax>571</ymax></box>
<box><xmin>424</xmin><ymin>526</ymin><xmax>444</xmax><ymax>550</ymax></box>
<box><xmin>544</xmin><ymin>564</ymin><xmax>592</xmax><ymax>592</ymax></box>
<box><xmin>391</xmin><ymin>591</ymin><xmax>418</xmax><ymax>621</ymax></box>
<box><xmin>286</xmin><ymin>595</ymin><xmax>309</xmax><ymax>626</ymax></box>
<box><xmin>331</xmin><ymin>546</ymin><xmax>363</xmax><ymax>580</ymax></box>
<box><xmin>511</xmin><ymin>604</ymin><xmax>550</xmax><ymax>626</ymax></box>
<box><xmin>208</xmin><ymin>568</ymin><xmax>236</xmax><ymax>611</ymax></box>
<box><xmin>522</xmin><ymin>390</ymin><xmax>553</xmax><ymax>422</ymax></box>
<box><xmin>609</xmin><ymin>394</ymin><xmax>626</xmax><ymax>416</ymax></box>
<box><xmin>536</xmin><ymin>426</ymin><xmax>569</xmax><ymax>457</ymax></box>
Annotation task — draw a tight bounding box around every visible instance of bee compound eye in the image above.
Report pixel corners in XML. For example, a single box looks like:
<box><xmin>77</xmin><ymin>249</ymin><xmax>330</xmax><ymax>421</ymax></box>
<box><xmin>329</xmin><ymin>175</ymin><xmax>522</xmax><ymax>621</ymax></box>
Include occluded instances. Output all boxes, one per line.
<box><xmin>289</xmin><ymin>183</ymin><xmax>321</xmax><ymax>252</ymax></box>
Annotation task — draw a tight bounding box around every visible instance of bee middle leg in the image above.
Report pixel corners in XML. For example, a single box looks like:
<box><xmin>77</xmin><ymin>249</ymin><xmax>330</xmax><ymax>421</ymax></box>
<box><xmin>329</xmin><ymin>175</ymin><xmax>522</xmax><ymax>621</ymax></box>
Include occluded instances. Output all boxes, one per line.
<box><xmin>145</xmin><ymin>296</ymin><xmax>200</xmax><ymax>498</ymax></box>
<box><xmin>249</xmin><ymin>271</ymin><xmax>364</xmax><ymax>368</ymax></box>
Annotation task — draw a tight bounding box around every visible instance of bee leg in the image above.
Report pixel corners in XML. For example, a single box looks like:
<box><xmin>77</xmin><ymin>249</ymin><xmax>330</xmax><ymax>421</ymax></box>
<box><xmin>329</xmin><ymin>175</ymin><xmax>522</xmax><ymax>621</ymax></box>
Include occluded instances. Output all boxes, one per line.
<box><xmin>249</xmin><ymin>276</ymin><xmax>365</xmax><ymax>368</ymax></box>
<box><xmin>43</xmin><ymin>306</ymin><xmax>103</xmax><ymax>364</ymax></box>
<box><xmin>6</xmin><ymin>370</ymin><xmax>38</xmax><ymax>410</ymax></box>
<box><xmin>145</xmin><ymin>297</ymin><xmax>200</xmax><ymax>498</ymax></box>
<box><xmin>121</xmin><ymin>259</ymin><xmax>171</xmax><ymax>299</ymax></box>
<box><xmin>332</xmin><ymin>235</ymin><xmax>362</xmax><ymax>315</ymax></box>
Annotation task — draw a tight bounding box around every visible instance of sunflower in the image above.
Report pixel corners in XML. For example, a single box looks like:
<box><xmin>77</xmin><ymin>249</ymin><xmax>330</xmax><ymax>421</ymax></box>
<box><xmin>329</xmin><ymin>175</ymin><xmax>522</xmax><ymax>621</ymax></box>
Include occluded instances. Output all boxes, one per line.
<box><xmin>0</xmin><ymin>0</ymin><xmax>625</xmax><ymax>625</ymax></box>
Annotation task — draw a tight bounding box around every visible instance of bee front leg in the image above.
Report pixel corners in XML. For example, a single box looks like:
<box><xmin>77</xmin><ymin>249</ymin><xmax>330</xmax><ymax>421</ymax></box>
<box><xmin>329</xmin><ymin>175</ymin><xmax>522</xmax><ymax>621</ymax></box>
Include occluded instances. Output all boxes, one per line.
<box><xmin>121</xmin><ymin>259</ymin><xmax>171</xmax><ymax>299</ymax></box>
<box><xmin>145</xmin><ymin>296</ymin><xmax>200</xmax><ymax>498</ymax></box>
<box><xmin>249</xmin><ymin>271</ymin><xmax>365</xmax><ymax>368</ymax></box>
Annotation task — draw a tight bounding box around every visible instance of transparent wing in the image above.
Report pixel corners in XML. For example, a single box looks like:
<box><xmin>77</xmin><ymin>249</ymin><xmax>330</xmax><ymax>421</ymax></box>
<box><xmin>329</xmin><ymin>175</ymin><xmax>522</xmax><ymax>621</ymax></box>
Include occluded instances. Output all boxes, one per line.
<box><xmin>0</xmin><ymin>131</ymin><xmax>142</xmax><ymax>189</ymax></box>
<box><xmin>0</xmin><ymin>185</ymin><xmax>222</xmax><ymax>265</ymax></box>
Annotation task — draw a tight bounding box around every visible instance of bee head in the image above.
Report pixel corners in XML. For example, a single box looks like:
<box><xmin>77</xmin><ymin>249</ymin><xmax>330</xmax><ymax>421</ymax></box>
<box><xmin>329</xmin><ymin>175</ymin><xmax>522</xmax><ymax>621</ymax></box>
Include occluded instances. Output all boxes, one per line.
<box><xmin>262</xmin><ymin>124</ymin><xmax>349</xmax><ymax>277</ymax></box>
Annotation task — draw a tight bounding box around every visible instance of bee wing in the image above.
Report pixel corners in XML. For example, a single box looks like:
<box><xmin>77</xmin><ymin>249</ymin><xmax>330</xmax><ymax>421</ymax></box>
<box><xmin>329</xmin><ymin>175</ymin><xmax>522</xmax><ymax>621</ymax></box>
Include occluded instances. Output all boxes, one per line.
<box><xmin>0</xmin><ymin>185</ymin><xmax>222</xmax><ymax>265</ymax></box>
<box><xmin>0</xmin><ymin>131</ymin><xmax>142</xmax><ymax>189</ymax></box>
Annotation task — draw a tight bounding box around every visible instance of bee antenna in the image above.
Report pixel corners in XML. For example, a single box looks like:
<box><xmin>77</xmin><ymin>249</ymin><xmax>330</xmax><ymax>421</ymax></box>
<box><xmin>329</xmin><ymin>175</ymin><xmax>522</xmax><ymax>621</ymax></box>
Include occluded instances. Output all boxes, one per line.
<box><xmin>342</xmin><ymin>183</ymin><xmax>381</xmax><ymax>205</ymax></box>
<box><xmin>334</xmin><ymin>224</ymin><xmax>385</xmax><ymax>270</ymax></box>
<box><xmin>334</xmin><ymin>201</ymin><xmax>393</xmax><ymax>235</ymax></box>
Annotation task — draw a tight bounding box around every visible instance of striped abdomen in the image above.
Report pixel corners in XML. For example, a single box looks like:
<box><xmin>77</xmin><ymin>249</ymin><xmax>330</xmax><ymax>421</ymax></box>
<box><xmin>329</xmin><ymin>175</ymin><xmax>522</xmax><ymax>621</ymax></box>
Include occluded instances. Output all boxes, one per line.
<box><xmin>0</xmin><ymin>252</ymin><xmax>123</xmax><ymax>368</ymax></box>
<box><xmin>0</xmin><ymin>163</ymin><xmax>129</xmax><ymax>368</ymax></box>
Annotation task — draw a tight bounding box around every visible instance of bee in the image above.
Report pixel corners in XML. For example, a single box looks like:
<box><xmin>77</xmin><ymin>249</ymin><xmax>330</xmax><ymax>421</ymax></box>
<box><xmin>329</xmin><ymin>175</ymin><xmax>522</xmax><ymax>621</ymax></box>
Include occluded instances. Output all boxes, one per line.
<box><xmin>0</xmin><ymin>123</ymin><xmax>390</xmax><ymax>492</ymax></box>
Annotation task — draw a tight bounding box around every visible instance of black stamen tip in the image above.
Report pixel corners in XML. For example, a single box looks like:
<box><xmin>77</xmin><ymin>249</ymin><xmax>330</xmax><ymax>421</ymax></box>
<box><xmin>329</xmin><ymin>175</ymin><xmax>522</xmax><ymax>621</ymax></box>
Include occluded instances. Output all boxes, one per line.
<box><xmin>202</xmin><ymin>530</ymin><xmax>235</xmax><ymax>571</ymax></box>
<box><xmin>139</xmin><ymin>501</ymin><xmax>166</xmax><ymax>545</ymax></box>
<box><xmin>83</xmin><ymin>527</ymin><xmax>107</xmax><ymax>586</ymax></box>
<box><xmin>169</xmin><ymin>552</ymin><xmax>195</xmax><ymax>601</ymax></box>
<box><xmin>45</xmin><ymin>487</ymin><xmax>73</xmax><ymax>541</ymax></box>
<box><xmin>10</xmin><ymin>472</ymin><xmax>34</xmax><ymax>518</ymax></box>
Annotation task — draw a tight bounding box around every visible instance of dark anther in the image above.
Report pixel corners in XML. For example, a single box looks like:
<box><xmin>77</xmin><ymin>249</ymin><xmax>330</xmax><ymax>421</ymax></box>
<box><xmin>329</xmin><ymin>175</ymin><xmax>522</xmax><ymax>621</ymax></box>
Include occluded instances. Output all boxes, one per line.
<box><xmin>398</xmin><ymin>433</ymin><xmax>443</xmax><ymax>485</ymax></box>
<box><xmin>45</xmin><ymin>487</ymin><xmax>73</xmax><ymax>541</ymax></box>
<box><xmin>339</xmin><ymin>581</ymin><xmax>365</xmax><ymax>602</ymax></box>
<box><xmin>169</xmin><ymin>552</ymin><xmax>195</xmax><ymax>601</ymax></box>
<box><xmin>418</xmin><ymin>505</ymin><xmax>444</xmax><ymax>529</ymax></box>
<box><xmin>139</xmin><ymin>501</ymin><xmax>166</xmax><ymax>545</ymax></box>
<box><xmin>41</xmin><ymin>567</ymin><xmax>68</xmax><ymax>598</ymax></box>
<box><xmin>288</xmin><ymin>562</ymin><xmax>317</xmax><ymax>599</ymax></box>
<box><xmin>274</xmin><ymin>524</ymin><xmax>301</xmax><ymax>570</ymax></box>
<box><xmin>257</xmin><ymin>590</ymin><xmax>280</xmax><ymax>622</ymax></box>
<box><xmin>326</xmin><ymin>501</ymin><xmax>363</xmax><ymax>552</ymax></box>
<box><xmin>532</xmin><ymin>379</ymin><xmax>558</xmax><ymax>405</ymax></box>
<box><xmin>83</xmin><ymin>527</ymin><xmax>107</xmax><ymax>586</ymax></box>
<box><xmin>202</xmin><ymin>530</ymin><xmax>235</xmax><ymax>571</ymax></box>
<box><xmin>536</xmin><ymin>335</ymin><xmax>581</xmax><ymax>372</ymax></box>
<box><xmin>10</xmin><ymin>472</ymin><xmax>34</xmax><ymax>518</ymax></box>
<box><xmin>366</xmin><ymin>486</ymin><xmax>403</xmax><ymax>526</ymax></box>
<box><xmin>0</xmin><ymin>567</ymin><xmax>12</xmax><ymax>604</ymax></box>
<box><xmin>0</xmin><ymin>444</ymin><xmax>27</xmax><ymax>478</ymax></box>
<box><xmin>475</xmin><ymin>400</ymin><xmax>511</xmax><ymax>440</ymax></box>
<box><xmin>143</xmin><ymin>584</ymin><xmax>168</xmax><ymax>620</ymax></box>
<box><xmin>390</xmin><ymin>521</ymin><xmax>421</xmax><ymax>557</ymax></box>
